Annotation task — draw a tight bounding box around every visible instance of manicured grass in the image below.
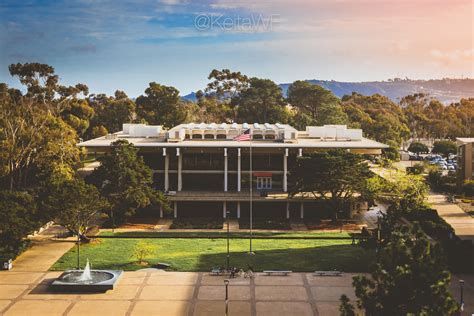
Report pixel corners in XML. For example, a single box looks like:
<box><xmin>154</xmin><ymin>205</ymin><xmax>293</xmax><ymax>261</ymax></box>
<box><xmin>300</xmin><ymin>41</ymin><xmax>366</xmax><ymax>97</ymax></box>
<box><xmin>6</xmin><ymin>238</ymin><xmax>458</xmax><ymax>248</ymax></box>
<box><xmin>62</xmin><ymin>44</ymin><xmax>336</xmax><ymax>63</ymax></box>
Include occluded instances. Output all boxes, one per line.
<box><xmin>51</xmin><ymin>238</ymin><xmax>374</xmax><ymax>272</ymax></box>
<box><xmin>99</xmin><ymin>231</ymin><xmax>352</xmax><ymax>238</ymax></box>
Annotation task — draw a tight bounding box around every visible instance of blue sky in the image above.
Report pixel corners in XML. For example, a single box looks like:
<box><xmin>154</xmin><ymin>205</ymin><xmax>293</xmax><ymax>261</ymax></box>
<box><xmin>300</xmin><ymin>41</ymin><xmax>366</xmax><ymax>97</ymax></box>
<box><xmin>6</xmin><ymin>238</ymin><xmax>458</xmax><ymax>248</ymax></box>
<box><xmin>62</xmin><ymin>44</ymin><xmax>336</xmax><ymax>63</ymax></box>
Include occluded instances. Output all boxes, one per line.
<box><xmin>0</xmin><ymin>0</ymin><xmax>472</xmax><ymax>96</ymax></box>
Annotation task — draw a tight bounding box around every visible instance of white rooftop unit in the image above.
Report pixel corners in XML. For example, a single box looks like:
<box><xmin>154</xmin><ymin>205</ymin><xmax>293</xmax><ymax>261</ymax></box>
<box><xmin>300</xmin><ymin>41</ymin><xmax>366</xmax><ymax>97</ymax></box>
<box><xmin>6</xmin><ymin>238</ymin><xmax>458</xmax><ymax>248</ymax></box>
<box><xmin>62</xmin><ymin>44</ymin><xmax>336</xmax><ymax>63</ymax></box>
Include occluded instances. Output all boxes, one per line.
<box><xmin>306</xmin><ymin>125</ymin><xmax>362</xmax><ymax>141</ymax></box>
<box><xmin>123</xmin><ymin>124</ymin><xmax>161</xmax><ymax>137</ymax></box>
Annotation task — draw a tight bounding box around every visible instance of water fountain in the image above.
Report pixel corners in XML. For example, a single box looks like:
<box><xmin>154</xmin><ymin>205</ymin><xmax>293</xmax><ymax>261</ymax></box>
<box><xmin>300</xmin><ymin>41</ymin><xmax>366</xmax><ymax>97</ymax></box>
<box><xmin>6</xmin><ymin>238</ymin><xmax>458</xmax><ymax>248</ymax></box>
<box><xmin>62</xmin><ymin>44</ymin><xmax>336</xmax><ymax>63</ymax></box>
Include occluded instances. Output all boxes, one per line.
<box><xmin>50</xmin><ymin>259</ymin><xmax>123</xmax><ymax>292</ymax></box>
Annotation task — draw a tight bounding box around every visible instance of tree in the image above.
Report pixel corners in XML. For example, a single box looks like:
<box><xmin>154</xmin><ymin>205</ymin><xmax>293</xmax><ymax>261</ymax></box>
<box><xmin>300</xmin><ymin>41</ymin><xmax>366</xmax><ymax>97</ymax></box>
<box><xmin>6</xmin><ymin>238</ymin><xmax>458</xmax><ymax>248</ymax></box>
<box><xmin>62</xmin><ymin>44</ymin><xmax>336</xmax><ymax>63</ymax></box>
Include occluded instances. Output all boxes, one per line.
<box><xmin>288</xmin><ymin>150</ymin><xmax>372</xmax><ymax>219</ymax></box>
<box><xmin>232</xmin><ymin>77</ymin><xmax>288</xmax><ymax>123</ymax></box>
<box><xmin>87</xmin><ymin>139</ymin><xmax>167</xmax><ymax>223</ymax></box>
<box><xmin>205</xmin><ymin>69</ymin><xmax>249</xmax><ymax>100</ymax></box>
<box><xmin>364</xmin><ymin>173</ymin><xmax>428</xmax><ymax>213</ymax></box>
<box><xmin>194</xmin><ymin>94</ymin><xmax>232</xmax><ymax>123</ymax></box>
<box><xmin>87</xmin><ymin>91</ymin><xmax>136</xmax><ymax>138</ymax></box>
<box><xmin>432</xmin><ymin>140</ymin><xmax>457</xmax><ymax>157</ymax></box>
<box><xmin>1</xmin><ymin>63</ymin><xmax>85</xmax><ymax>190</ymax></box>
<box><xmin>42</xmin><ymin>178</ymin><xmax>108</xmax><ymax>242</ymax></box>
<box><xmin>287</xmin><ymin>80</ymin><xmax>347</xmax><ymax>126</ymax></box>
<box><xmin>408</xmin><ymin>142</ymin><xmax>429</xmax><ymax>154</ymax></box>
<box><xmin>342</xmin><ymin>93</ymin><xmax>410</xmax><ymax>154</ymax></box>
<box><xmin>135</xmin><ymin>82</ymin><xmax>187</xmax><ymax>128</ymax></box>
<box><xmin>400</xmin><ymin>93</ymin><xmax>430</xmax><ymax>139</ymax></box>
<box><xmin>342</xmin><ymin>225</ymin><xmax>459</xmax><ymax>315</ymax></box>
<box><xmin>0</xmin><ymin>191</ymin><xmax>40</xmax><ymax>255</ymax></box>
<box><xmin>0</xmin><ymin>84</ymin><xmax>82</xmax><ymax>190</ymax></box>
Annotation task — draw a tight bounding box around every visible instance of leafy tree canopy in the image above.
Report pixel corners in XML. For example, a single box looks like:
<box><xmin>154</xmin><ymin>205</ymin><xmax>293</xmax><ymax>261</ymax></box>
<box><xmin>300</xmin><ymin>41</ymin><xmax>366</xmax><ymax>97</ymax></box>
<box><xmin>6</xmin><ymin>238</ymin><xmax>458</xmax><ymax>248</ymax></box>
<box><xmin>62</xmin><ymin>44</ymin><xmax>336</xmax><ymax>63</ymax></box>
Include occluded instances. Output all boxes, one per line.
<box><xmin>42</xmin><ymin>178</ymin><xmax>108</xmax><ymax>241</ymax></box>
<box><xmin>232</xmin><ymin>77</ymin><xmax>288</xmax><ymax>123</ymax></box>
<box><xmin>205</xmin><ymin>69</ymin><xmax>249</xmax><ymax>100</ymax></box>
<box><xmin>432</xmin><ymin>140</ymin><xmax>457</xmax><ymax>157</ymax></box>
<box><xmin>408</xmin><ymin>141</ymin><xmax>429</xmax><ymax>154</ymax></box>
<box><xmin>136</xmin><ymin>82</ymin><xmax>187</xmax><ymax>128</ymax></box>
<box><xmin>287</xmin><ymin>80</ymin><xmax>347</xmax><ymax>126</ymax></box>
<box><xmin>0</xmin><ymin>190</ymin><xmax>40</xmax><ymax>255</ymax></box>
<box><xmin>343</xmin><ymin>225</ymin><xmax>459</xmax><ymax>315</ymax></box>
<box><xmin>87</xmin><ymin>139</ymin><xmax>167</xmax><ymax>223</ymax></box>
<box><xmin>289</xmin><ymin>150</ymin><xmax>372</xmax><ymax>217</ymax></box>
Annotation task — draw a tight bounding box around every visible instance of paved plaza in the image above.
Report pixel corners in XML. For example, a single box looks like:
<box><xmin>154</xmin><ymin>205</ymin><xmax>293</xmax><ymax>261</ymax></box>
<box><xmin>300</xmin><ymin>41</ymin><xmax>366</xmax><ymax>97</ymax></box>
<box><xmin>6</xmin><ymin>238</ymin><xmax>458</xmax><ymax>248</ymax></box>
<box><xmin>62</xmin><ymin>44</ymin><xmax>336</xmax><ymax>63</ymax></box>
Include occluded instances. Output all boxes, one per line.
<box><xmin>0</xmin><ymin>269</ymin><xmax>362</xmax><ymax>316</ymax></box>
<box><xmin>1</xmin><ymin>239</ymin><xmax>473</xmax><ymax>315</ymax></box>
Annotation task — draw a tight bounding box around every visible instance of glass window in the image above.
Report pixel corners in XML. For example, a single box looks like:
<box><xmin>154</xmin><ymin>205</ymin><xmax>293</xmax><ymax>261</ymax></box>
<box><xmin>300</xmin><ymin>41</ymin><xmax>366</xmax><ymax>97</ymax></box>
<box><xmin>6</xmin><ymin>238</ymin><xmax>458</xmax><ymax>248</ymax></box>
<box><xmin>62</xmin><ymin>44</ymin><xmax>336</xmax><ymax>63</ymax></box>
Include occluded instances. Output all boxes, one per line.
<box><xmin>256</xmin><ymin>177</ymin><xmax>272</xmax><ymax>190</ymax></box>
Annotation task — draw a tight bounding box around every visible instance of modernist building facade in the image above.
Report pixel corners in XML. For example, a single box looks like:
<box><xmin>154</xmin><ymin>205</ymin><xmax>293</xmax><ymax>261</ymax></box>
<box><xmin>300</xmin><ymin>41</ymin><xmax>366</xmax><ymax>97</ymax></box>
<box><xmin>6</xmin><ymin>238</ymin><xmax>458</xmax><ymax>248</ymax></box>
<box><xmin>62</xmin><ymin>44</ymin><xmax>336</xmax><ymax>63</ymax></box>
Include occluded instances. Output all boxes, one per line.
<box><xmin>79</xmin><ymin>123</ymin><xmax>388</xmax><ymax>219</ymax></box>
<box><xmin>457</xmin><ymin>138</ymin><xmax>474</xmax><ymax>182</ymax></box>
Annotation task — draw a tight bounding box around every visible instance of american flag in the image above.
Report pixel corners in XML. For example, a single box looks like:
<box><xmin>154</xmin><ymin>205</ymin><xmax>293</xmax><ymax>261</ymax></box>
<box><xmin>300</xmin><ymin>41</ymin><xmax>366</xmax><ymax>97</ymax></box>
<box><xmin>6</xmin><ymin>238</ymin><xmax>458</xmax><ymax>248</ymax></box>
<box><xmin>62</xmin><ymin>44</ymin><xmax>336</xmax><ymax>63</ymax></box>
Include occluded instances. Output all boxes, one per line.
<box><xmin>233</xmin><ymin>129</ymin><xmax>251</xmax><ymax>141</ymax></box>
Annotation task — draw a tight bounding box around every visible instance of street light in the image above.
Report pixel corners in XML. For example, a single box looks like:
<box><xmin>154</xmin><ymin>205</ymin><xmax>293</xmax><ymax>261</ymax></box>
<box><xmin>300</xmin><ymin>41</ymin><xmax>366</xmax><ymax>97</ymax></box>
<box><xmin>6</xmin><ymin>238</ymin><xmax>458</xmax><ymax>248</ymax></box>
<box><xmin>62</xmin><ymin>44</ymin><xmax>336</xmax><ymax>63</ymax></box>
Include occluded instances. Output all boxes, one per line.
<box><xmin>226</xmin><ymin>210</ymin><xmax>230</xmax><ymax>271</ymax></box>
<box><xmin>224</xmin><ymin>279</ymin><xmax>229</xmax><ymax>316</ymax></box>
<box><xmin>460</xmin><ymin>279</ymin><xmax>464</xmax><ymax>312</ymax></box>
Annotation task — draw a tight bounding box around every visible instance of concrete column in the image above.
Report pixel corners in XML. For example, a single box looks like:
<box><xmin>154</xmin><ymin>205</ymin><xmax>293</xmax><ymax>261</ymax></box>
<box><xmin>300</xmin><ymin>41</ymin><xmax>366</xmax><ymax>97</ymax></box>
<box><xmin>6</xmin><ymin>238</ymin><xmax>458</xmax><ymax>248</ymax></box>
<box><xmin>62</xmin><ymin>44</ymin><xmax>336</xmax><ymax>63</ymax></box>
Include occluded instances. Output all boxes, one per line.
<box><xmin>224</xmin><ymin>148</ymin><xmax>228</xmax><ymax>192</ymax></box>
<box><xmin>283</xmin><ymin>148</ymin><xmax>288</xmax><ymax>192</ymax></box>
<box><xmin>237</xmin><ymin>148</ymin><xmax>241</xmax><ymax>192</ymax></box>
<box><xmin>298</xmin><ymin>148</ymin><xmax>303</xmax><ymax>157</ymax></box>
<box><xmin>163</xmin><ymin>148</ymin><xmax>169</xmax><ymax>192</ymax></box>
<box><xmin>286</xmin><ymin>202</ymin><xmax>290</xmax><ymax>219</ymax></box>
<box><xmin>177</xmin><ymin>148</ymin><xmax>182</xmax><ymax>191</ymax></box>
<box><xmin>160</xmin><ymin>205</ymin><xmax>163</xmax><ymax>218</ymax></box>
<box><xmin>237</xmin><ymin>202</ymin><xmax>241</xmax><ymax>218</ymax></box>
<box><xmin>223</xmin><ymin>201</ymin><xmax>227</xmax><ymax>218</ymax></box>
<box><xmin>174</xmin><ymin>202</ymin><xmax>178</xmax><ymax>218</ymax></box>
<box><xmin>300</xmin><ymin>202</ymin><xmax>304</xmax><ymax>219</ymax></box>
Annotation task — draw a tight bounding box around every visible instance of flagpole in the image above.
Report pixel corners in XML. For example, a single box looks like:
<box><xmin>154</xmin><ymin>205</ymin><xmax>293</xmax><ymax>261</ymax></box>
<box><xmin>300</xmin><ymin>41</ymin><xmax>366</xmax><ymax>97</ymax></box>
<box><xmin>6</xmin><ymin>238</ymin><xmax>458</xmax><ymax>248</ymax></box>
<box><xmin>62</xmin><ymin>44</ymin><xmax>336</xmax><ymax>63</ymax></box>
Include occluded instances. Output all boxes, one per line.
<box><xmin>249</xmin><ymin>130</ymin><xmax>254</xmax><ymax>255</ymax></box>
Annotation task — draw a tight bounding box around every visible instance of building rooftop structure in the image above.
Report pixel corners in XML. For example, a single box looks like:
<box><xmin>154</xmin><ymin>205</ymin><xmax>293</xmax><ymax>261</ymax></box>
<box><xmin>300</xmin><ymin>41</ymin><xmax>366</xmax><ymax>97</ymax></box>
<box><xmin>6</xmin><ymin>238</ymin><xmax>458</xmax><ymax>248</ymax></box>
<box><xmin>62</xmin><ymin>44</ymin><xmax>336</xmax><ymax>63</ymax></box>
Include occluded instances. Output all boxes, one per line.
<box><xmin>78</xmin><ymin>123</ymin><xmax>389</xmax><ymax>151</ymax></box>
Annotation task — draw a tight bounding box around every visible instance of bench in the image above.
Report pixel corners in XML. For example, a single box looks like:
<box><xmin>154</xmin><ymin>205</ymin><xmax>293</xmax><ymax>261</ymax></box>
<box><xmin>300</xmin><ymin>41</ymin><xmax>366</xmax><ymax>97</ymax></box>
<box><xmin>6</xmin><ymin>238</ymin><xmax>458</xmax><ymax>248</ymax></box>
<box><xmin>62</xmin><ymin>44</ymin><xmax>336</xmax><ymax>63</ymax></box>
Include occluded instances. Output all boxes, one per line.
<box><xmin>210</xmin><ymin>269</ymin><xmax>222</xmax><ymax>276</ymax></box>
<box><xmin>263</xmin><ymin>270</ymin><xmax>292</xmax><ymax>276</ymax></box>
<box><xmin>314</xmin><ymin>271</ymin><xmax>342</xmax><ymax>277</ymax></box>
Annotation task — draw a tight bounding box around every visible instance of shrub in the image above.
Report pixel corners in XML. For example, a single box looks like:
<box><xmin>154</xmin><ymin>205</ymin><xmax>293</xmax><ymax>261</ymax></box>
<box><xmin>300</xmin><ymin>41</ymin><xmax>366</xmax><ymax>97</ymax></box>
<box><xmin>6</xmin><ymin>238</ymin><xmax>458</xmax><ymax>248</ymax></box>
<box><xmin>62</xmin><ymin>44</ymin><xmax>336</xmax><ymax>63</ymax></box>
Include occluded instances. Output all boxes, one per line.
<box><xmin>170</xmin><ymin>217</ymin><xmax>223</xmax><ymax>229</ymax></box>
<box><xmin>131</xmin><ymin>241</ymin><xmax>154</xmax><ymax>264</ymax></box>
<box><xmin>239</xmin><ymin>217</ymin><xmax>291</xmax><ymax>230</ymax></box>
<box><xmin>462</xmin><ymin>180</ymin><xmax>474</xmax><ymax>197</ymax></box>
<box><xmin>407</xmin><ymin>163</ymin><xmax>425</xmax><ymax>175</ymax></box>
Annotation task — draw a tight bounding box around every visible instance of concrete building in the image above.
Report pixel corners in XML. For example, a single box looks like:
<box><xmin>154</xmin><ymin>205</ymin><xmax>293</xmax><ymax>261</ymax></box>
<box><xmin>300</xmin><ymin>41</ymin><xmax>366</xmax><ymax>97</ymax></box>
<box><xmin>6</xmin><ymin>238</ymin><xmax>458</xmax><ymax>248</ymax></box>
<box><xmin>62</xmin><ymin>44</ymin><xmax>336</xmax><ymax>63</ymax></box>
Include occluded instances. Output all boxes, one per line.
<box><xmin>457</xmin><ymin>138</ymin><xmax>474</xmax><ymax>182</ymax></box>
<box><xmin>79</xmin><ymin>123</ymin><xmax>388</xmax><ymax>219</ymax></box>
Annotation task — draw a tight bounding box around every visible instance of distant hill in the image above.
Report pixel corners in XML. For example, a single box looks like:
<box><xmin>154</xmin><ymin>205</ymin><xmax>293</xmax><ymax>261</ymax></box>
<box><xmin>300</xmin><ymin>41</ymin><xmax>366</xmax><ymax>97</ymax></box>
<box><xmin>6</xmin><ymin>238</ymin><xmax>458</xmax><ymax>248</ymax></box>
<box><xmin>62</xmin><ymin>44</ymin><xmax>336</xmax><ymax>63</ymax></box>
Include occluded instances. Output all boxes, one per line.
<box><xmin>183</xmin><ymin>78</ymin><xmax>474</xmax><ymax>104</ymax></box>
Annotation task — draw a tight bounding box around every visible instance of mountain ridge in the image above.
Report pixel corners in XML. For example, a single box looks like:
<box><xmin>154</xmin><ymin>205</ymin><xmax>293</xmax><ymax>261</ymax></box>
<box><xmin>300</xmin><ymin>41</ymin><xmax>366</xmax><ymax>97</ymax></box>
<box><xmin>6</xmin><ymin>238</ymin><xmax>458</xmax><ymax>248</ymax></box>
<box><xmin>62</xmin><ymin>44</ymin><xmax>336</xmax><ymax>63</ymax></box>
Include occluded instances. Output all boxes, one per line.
<box><xmin>182</xmin><ymin>78</ymin><xmax>474</xmax><ymax>104</ymax></box>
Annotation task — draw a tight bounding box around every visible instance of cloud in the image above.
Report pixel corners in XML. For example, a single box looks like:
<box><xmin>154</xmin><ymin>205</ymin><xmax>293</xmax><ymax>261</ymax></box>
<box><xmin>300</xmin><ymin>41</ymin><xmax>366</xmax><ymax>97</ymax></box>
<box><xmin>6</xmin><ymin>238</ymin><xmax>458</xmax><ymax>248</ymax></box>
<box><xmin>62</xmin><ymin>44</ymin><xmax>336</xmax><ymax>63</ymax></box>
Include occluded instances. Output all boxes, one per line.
<box><xmin>430</xmin><ymin>49</ymin><xmax>474</xmax><ymax>67</ymax></box>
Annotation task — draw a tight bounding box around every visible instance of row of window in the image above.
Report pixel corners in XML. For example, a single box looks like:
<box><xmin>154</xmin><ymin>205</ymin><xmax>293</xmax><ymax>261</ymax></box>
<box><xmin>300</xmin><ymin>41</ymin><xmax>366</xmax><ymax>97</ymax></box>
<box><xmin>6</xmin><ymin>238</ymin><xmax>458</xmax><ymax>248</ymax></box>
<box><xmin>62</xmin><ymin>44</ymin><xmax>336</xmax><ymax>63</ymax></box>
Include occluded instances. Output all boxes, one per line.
<box><xmin>185</xmin><ymin>134</ymin><xmax>276</xmax><ymax>140</ymax></box>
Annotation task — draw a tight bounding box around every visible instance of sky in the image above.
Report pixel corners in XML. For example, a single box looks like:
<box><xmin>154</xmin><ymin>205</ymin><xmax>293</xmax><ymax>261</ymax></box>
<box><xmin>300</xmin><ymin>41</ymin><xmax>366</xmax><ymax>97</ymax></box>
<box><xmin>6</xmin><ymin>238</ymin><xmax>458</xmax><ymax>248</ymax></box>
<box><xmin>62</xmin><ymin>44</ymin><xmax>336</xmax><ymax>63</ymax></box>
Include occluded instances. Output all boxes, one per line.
<box><xmin>0</xmin><ymin>0</ymin><xmax>472</xmax><ymax>97</ymax></box>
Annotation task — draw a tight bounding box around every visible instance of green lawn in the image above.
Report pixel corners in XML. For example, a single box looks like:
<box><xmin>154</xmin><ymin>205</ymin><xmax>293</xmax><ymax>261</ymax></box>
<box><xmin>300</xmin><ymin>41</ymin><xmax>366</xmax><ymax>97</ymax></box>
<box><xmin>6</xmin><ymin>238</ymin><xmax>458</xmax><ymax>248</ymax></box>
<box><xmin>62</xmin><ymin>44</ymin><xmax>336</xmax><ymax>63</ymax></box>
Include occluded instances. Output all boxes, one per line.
<box><xmin>51</xmin><ymin>238</ymin><xmax>374</xmax><ymax>272</ymax></box>
<box><xmin>99</xmin><ymin>231</ymin><xmax>352</xmax><ymax>238</ymax></box>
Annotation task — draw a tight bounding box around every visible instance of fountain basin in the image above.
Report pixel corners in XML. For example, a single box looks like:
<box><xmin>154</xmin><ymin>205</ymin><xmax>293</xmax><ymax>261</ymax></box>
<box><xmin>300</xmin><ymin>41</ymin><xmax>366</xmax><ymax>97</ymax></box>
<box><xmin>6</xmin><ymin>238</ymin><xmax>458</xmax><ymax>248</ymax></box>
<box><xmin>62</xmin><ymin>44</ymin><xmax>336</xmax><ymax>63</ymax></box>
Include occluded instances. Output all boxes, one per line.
<box><xmin>50</xmin><ymin>270</ymin><xmax>123</xmax><ymax>292</ymax></box>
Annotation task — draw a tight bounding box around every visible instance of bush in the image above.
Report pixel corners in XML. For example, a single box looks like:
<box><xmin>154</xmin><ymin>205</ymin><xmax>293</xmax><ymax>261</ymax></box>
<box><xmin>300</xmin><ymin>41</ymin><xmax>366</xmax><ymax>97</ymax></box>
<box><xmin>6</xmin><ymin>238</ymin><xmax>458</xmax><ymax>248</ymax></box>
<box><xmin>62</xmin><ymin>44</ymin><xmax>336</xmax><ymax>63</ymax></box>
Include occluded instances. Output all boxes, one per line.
<box><xmin>239</xmin><ymin>217</ymin><xmax>291</xmax><ymax>230</ymax></box>
<box><xmin>408</xmin><ymin>142</ymin><xmax>429</xmax><ymax>154</ymax></box>
<box><xmin>407</xmin><ymin>163</ymin><xmax>425</xmax><ymax>175</ymax></box>
<box><xmin>462</xmin><ymin>180</ymin><xmax>474</xmax><ymax>197</ymax></box>
<box><xmin>170</xmin><ymin>217</ymin><xmax>223</xmax><ymax>229</ymax></box>
<box><xmin>405</xmin><ymin>207</ymin><xmax>473</xmax><ymax>272</ymax></box>
<box><xmin>406</xmin><ymin>208</ymin><xmax>454</xmax><ymax>240</ymax></box>
<box><xmin>427</xmin><ymin>169</ymin><xmax>442</xmax><ymax>189</ymax></box>
<box><xmin>131</xmin><ymin>241</ymin><xmax>154</xmax><ymax>264</ymax></box>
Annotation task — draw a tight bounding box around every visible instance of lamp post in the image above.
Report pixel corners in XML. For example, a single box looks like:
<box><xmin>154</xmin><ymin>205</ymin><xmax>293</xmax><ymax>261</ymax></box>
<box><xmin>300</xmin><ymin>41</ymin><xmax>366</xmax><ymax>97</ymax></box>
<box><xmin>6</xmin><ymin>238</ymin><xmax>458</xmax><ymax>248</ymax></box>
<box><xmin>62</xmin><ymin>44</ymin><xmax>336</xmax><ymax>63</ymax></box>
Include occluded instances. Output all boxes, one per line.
<box><xmin>76</xmin><ymin>232</ymin><xmax>80</xmax><ymax>270</ymax></box>
<box><xmin>226</xmin><ymin>210</ymin><xmax>230</xmax><ymax>271</ymax></box>
<box><xmin>460</xmin><ymin>279</ymin><xmax>464</xmax><ymax>312</ymax></box>
<box><xmin>224</xmin><ymin>279</ymin><xmax>229</xmax><ymax>316</ymax></box>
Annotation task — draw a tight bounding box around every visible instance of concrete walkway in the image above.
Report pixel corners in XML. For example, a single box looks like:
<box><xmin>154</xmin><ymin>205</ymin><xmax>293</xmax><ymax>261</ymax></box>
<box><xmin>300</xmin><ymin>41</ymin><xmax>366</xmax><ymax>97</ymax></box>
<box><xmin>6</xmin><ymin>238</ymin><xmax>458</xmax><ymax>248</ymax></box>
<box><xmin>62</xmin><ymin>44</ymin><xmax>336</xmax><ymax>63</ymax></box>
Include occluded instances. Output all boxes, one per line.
<box><xmin>428</xmin><ymin>193</ymin><xmax>474</xmax><ymax>242</ymax></box>
<box><xmin>10</xmin><ymin>240</ymin><xmax>75</xmax><ymax>272</ymax></box>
